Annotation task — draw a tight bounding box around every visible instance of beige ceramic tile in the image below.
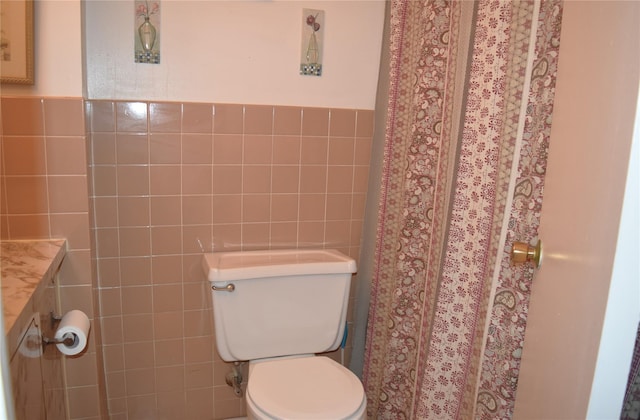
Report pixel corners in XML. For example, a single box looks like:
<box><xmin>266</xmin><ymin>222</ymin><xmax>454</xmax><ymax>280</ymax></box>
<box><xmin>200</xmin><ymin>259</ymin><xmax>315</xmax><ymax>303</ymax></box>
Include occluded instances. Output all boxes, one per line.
<box><xmin>272</xmin><ymin>135</ymin><xmax>301</xmax><ymax>164</ymax></box>
<box><xmin>50</xmin><ymin>213</ymin><xmax>91</xmax><ymax>249</ymax></box>
<box><xmin>298</xmin><ymin>221</ymin><xmax>325</xmax><ymax>245</ymax></box>
<box><xmin>149</xmin><ymin>102</ymin><xmax>182</xmax><ymax>133</ymax></box>
<box><xmin>2</xmin><ymin>136</ymin><xmax>46</xmax><ymax>175</ymax></box>
<box><xmin>116</xmin><ymin>133</ymin><xmax>149</xmax><ymax>164</ymax></box>
<box><xmin>6</xmin><ymin>215</ymin><xmax>50</xmax><ymax>239</ymax></box>
<box><xmin>95</xmin><ymin>228</ymin><xmax>120</xmax><ymax>258</ymax></box>
<box><xmin>122</xmin><ymin>314</ymin><xmax>154</xmax><ymax>342</ymax></box>
<box><xmin>103</xmin><ymin>344</ymin><xmax>125</xmax><ymax>373</ymax></box>
<box><xmin>213</xmin><ymin>134</ymin><xmax>242</xmax><ymax>164</ymax></box>
<box><xmin>212</xmin><ymin>194</ymin><xmax>241</xmax><ymax>224</ymax></box>
<box><xmin>65</xmin><ymin>352</ymin><xmax>99</xmax><ymax>387</ymax></box>
<box><xmin>119</xmin><ymin>227</ymin><xmax>151</xmax><ymax>257</ymax></box>
<box><xmin>329</xmin><ymin>109</ymin><xmax>356</xmax><ymax>137</ymax></box>
<box><xmin>243</xmin><ymin>135</ymin><xmax>272</xmax><ymax>164</ymax></box>
<box><xmin>241</xmin><ymin>223</ymin><xmax>270</xmax><ymax>249</ymax></box>
<box><xmin>182</xmin><ymin>195</ymin><xmax>212</xmax><ymax>225</ymax></box>
<box><xmin>156</xmin><ymin>391</ymin><xmax>186</xmax><ymax>418</ymax></box>
<box><xmin>43</xmin><ymin>98</ymin><xmax>85</xmax><ymax>136</ymax></box>
<box><xmin>125</xmin><ymin>368</ymin><xmax>156</xmax><ymax>396</ymax></box>
<box><xmin>354</xmin><ymin>137</ymin><xmax>373</xmax><ymax>165</ymax></box>
<box><xmin>184</xmin><ymin>336</ymin><xmax>213</xmax><ymax>364</ymax></box>
<box><xmin>155</xmin><ymin>366</ymin><xmax>185</xmax><ymax>393</ymax></box>
<box><xmin>115</xmin><ymin>102</ymin><xmax>148</xmax><ymax>133</ymax></box>
<box><xmin>153</xmin><ymin>311</ymin><xmax>184</xmax><ymax>340</ymax></box>
<box><xmin>185</xmin><ymin>362</ymin><xmax>214</xmax><ymax>389</ymax></box>
<box><xmin>183</xmin><ymin>282</ymin><xmax>209</xmax><ymax>310</ymax></box>
<box><xmin>244</xmin><ymin>105</ymin><xmax>273</xmax><ymax>135</ymax></box>
<box><xmin>154</xmin><ymin>339</ymin><xmax>185</xmax><ymax>366</ymax></box>
<box><xmin>186</xmin><ymin>388</ymin><xmax>214</xmax><ymax>419</ymax></box>
<box><xmin>182</xmin><ymin>133</ymin><xmax>213</xmax><ymax>164</ymax></box>
<box><xmin>243</xmin><ymin>166</ymin><xmax>271</xmax><ymax>193</ymax></box>
<box><xmin>121</xmin><ymin>286</ymin><xmax>153</xmax><ymax>315</ymax></box>
<box><xmin>270</xmin><ymin>222</ymin><xmax>298</xmax><ymax>248</ymax></box>
<box><xmin>328</xmin><ymin>137</ymin><xmax>355</xmax><ymax>165</ymax></box>
<box><xmin>271</xmin><ymin>194</ymin><xmax>298</xmax><ymax>221</ymax></box>
<box><xmin>149</xmin><ymin>165</ymin><xmax>181</xmax><ymax>195</ymax></box>
<box><xmin>91</xmin><ymin>133</ymin><xmax>116</xmax><ymax>165</ymax></box>
<box><xmin>301</xmin><ymin>107</ymin><xmax>329</xmax><ymax>136</ymax></box>
<box><xmin>299</xmin><ymin>193</ymin><xmax>326</xmax><ymax>221</ymax></box>
<box><xmin>90</xmin><ymin>101</ymin><xmax>116</xmax><ymax>132</ymax></box>
<box><xmin>150</xmin><ymin>196</ymin><xmax>181</xmax><ymax>226</ymax></box>
<box><xmin>126</xmin><ymin>394</ymin><xmax>156</xmax><ymax>418</ymax></box>
<box><xmin>57</xmin><ymin>250</ymin><xmax>92</xmax><ymax>286</ymax></box>
<box><xmin>242</xmin><ymin>194</ymin><xmax>270</xmax><ymax>222</ymax></box>
<box><xmin>149</xmin><ymin>133</ymin><xmax>181</xmax><ymax>164</ymax></box>
<box><xmin>183</xmin><ymin>102</ymin><xmax>213</xmax><ymax>134</ymax></box>
<box><xmin>123</xmin><ymin>341</ymin><xmax>155</xmax><ymax>369</ymax></box>
<box><xmin>117</xmin><ymin>166</ymin><xmax>149</xmax><ymax>196</ymax></box>
<box><xmin>151</xmin><ymin>255</ymin><xmax>183</xmax><ymax>284</ymax></box>
<box><xmin>271</xmin><ymin>166</ymin><xmax>299</xmax><ymax>194</ymax></box>
<box><xmin>4</xmin><ymin>176</ymin><xmax>48</xmax><ymax>214</ymax></box>
<box><xmin>97</xmin><ymin>258</ymin><xmax>120</xmax><ymax>287</ymax></box>
<box><xmin>48</xmin><ymin>176</ymin><xmax>89</xmax><ymax>213</ymax></box>
<box><xmin>119</xmin><ymin>256</ymin><xmax>152</xmax><ymax>286</ymax></box>
<box><xmin>325</xmin><ymin>220</ymin><xmax>351</xmax><ymax>247</ymax></box>
<box><xmin>100</xmin><ymin>316</ymin><xmax>124</xmax><ymax>345</ymax></box>
<box><xmin>213</xmin><ymin>104</ymin><xmax>244</xmax><ymax>134</ymax></box>
<box><xmin>326</xmin><ymin>194</ymin><xmax>353</xmax><ymax>220</ymax></box>
<box><xmin>182</xmin><ymin>224</ymin><xmax>212</xmax><ymax>253</ymax></box>
<box><xmin>1</xmin><ymin>97</ymin><xmax>43</xmax><ymax>135</ymax></box>
<box><xmin>299</xmin><ymin>166</ymin><xmax>327</xmax><ymax>193</ymax></box>
<box><xmin>182</xmin><ymin>165</ymin><xmax>212</xmax><ymax>194</ymax></box>
<box><xmin>46</xmin><ymin>136</ymin><xmax>87</xmax><ymax>175</ymax></box>
<box><xmin>356</xmin><ymin>109</ymin><xmax>375</xmax><ymax>137</ymax></box>
<box><xmin>91</xmin><ymin>166</ymin><xmax>117</xmax><ymax>197</ymax></box>
<box><xmin>153</xmin><ymin>284</ymin><xmax>183</xmax><ymax>313</ymax></box>
<box><xmin>211</xmin><ymin>224</ymin><xmax>241</xmax><ymax>251</ymax></box>
<box><xmin>183</xmin><ymin>309</ymin><xmax>213</xmax><ymax>337</ymax></box>
<box><xmin>117</xmin><ymin>196</ymin><xmax>150</xmax><ymax>227</ymax></box>
<box><xmin>150</xmin><ymin>226</ymin><xmax>182</xmax><ymax>255</ymax></box>
<box><xmin>212</xmin><ymin>166</ymin><xmax>241</xmax><ymax>194</ymax></box>
<box><xmin>327</xmin><ymin>166</ymin><xmax>354</xmax><ymax>193</ymax></box>
<box><xmin>273</xmin><ymin>106</ymin><xmax>302</xmax><ymax>135</ymax></box>
<box><xmin>301</xmin><ymin>136</ymin><xmax>328</xmax><ymax>164</ymax></box>
<box><xmin>67</xmin><ymin>386</ymin><xmax>100</xmax><ymax>418</ymax></box>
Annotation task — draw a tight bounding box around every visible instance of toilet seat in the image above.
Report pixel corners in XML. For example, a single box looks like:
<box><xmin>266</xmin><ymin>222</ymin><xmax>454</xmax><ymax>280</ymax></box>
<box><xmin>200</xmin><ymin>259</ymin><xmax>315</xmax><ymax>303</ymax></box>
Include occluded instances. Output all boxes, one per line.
<box><xmin>246</xmin><ymin>356</ymin><xmax>366</xmax><ymax>419</ymax></box>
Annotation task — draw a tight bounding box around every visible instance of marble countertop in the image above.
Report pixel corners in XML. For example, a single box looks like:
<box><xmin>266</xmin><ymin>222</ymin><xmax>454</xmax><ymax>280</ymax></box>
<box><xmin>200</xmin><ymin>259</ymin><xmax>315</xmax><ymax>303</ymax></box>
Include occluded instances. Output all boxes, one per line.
<box><xmin>1</xmin><ymin>240</ymin><xmax>66</xmax><ymax>335</ymax></box>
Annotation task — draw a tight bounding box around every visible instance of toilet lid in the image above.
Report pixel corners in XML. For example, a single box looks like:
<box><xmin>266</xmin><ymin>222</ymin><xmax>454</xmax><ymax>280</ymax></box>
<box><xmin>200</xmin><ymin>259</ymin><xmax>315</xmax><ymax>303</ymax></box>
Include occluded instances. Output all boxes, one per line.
<box><xmin>247</xmin><ymin>356</ymin><xmax>365</xmax><ymax>419</ymax></box>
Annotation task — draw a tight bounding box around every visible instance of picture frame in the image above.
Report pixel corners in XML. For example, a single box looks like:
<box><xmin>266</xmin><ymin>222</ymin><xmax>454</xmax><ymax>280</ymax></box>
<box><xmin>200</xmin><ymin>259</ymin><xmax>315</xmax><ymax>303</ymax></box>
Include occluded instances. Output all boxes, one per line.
<box><xmin>0</xmin><ymin>0</ymin><xmax>34</xmax><ymax>84</ymax></box>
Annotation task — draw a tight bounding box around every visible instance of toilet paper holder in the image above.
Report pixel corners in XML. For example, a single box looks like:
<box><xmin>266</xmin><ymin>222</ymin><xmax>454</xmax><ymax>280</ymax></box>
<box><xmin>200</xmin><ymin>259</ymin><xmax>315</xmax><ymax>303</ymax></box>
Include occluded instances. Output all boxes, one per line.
<box><xmin>41</xmin><ymin>311</ymin><xmax>75</xmax><ymax>347</ymax></box>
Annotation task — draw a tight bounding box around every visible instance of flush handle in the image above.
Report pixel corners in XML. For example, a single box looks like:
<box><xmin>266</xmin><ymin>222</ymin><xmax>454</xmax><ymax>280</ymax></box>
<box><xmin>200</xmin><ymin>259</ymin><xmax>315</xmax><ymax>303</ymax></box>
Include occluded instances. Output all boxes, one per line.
<box><xmin>511</xmin><ymin>239</ymin><xmax>543</xmax><ymax>269</ymax></box>
<box><xmin>212</xmin><ymin>283</ymin><xmax>235</xmax><ymax>292</ymax></box>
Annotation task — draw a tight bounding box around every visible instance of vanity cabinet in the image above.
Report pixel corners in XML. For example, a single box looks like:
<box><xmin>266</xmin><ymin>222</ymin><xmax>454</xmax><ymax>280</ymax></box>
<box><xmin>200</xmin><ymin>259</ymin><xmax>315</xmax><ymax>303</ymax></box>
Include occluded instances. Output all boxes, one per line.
<box><xmin>2</xmin><ymin>240</ymin><xmax>68</xmax><ymax>420</ymax></box>
<box><xmin>10</xmin><ymin>315</ymin><xmax>46</xmax><ymax>420</ymax></box>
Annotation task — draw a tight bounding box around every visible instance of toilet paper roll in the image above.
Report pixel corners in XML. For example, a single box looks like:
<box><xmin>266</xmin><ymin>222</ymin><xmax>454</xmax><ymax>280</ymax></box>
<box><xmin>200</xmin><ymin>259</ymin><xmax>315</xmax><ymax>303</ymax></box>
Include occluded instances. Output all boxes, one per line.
<box><xmin>54</xmin><ymin>310</ymin><xmax>90</xmax><ymax>356</ymax></box>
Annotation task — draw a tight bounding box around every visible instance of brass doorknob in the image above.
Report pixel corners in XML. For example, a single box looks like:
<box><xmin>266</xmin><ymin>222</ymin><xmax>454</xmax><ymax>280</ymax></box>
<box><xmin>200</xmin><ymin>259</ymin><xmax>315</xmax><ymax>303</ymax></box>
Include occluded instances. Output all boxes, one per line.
<box><xmin>511</xmin><ymin>240</ymin><xmax>543</xmax><ymax>268</ymax></box>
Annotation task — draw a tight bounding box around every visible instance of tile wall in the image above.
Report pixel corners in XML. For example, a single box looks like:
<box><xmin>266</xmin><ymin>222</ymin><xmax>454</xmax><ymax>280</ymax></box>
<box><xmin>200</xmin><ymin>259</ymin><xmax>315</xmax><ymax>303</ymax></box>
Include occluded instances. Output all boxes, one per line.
<box><xmin>87</xmin><ymin>101</ymin><xmax>373</xmax><ymax>419</ymax></box>
<box><xmin>0</xmin><ymin>96</ymin><xmax>107</xmax><ymax>419</ymax></box>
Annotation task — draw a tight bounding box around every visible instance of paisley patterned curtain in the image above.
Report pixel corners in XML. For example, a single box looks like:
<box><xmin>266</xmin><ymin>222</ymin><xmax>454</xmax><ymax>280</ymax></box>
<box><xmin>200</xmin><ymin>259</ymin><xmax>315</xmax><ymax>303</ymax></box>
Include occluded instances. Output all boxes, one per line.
<box><xmin>362</xmin><ymin>0</ymin><xmax>563</xmax><ymax>418</ymax></box>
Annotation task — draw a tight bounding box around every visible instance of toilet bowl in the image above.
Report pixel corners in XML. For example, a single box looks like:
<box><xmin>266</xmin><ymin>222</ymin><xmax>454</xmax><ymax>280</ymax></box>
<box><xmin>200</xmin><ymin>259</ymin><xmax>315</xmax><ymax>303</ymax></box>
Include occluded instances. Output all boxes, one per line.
<box><xmin>246</xmin><ymin>356</ymin><xmax>366</xmax><ymax>420</ymax></box>
<box><xmin>202</xmin><ymin>249</ymin><xmax>366</xmax><ymax>419</ymax></box>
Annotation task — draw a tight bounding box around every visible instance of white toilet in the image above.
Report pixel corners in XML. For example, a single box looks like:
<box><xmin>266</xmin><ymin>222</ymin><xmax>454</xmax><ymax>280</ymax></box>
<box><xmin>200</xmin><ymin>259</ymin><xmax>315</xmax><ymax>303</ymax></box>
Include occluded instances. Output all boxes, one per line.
<box><xmin>202</xmin><ymin>249</ymin><xmax>367</xmax><ymax>420</ymax></box>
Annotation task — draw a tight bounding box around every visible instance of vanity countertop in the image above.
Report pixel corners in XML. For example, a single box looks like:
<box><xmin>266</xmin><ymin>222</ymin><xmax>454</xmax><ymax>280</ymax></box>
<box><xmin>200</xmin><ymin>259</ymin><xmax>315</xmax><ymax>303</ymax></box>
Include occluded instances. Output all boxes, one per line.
<box><xmin>1</xmin><ymin>239</ymin><xmax>66</xmax><ymax>336</ymax></box>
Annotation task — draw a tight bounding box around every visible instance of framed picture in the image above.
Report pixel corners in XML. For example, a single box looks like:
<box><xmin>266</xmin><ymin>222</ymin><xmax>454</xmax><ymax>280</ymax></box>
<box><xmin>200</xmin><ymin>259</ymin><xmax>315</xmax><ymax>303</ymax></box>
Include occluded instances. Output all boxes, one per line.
<box><xmin>0</xmin><ymin>0</ymin><xmax>34</xmax><ymax>84</ymax></box>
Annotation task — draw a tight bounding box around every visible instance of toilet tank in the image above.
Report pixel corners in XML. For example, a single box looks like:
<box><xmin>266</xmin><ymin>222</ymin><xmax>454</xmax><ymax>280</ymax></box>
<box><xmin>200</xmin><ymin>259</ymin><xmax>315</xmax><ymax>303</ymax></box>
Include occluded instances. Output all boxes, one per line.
<box><xmin>202</xmin><ymin>249</ymin><xmax>357</xmax><ymax>362</ymax></box>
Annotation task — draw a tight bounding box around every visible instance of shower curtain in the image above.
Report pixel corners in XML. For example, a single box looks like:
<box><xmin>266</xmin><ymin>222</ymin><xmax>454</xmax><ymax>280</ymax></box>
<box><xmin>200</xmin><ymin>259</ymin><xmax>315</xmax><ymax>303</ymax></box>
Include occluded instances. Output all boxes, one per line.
<box><xmin>362</xmin><ymin>0</ymin><xmax>563</xmax><ymax>418</ymax></box>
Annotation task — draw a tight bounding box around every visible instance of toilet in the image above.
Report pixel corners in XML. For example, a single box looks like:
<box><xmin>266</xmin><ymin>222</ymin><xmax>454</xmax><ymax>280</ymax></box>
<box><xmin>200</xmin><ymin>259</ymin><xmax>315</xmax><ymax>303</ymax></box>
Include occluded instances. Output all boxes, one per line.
<box><xmin>202</xmin><ymin>249</ymin><xmax>366</xmax><ymax>420</ymax></box>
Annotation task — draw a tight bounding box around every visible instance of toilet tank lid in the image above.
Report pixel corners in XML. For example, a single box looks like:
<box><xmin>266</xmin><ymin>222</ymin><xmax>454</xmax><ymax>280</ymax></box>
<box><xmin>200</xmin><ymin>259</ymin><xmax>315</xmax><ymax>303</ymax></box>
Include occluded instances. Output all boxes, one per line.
<box><xmin>203</xmin><ymin>249</ymin><xmax>357</xmax><ymax>282</ymax></box>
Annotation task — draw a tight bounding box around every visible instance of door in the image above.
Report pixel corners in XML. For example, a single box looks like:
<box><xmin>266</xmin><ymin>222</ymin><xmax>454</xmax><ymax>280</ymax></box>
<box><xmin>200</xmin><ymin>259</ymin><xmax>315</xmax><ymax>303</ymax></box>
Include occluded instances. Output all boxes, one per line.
<box><xmin>513</xmin><ymin>1</ymin><xmax>640</xmax><ymax>419</ymax></box>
